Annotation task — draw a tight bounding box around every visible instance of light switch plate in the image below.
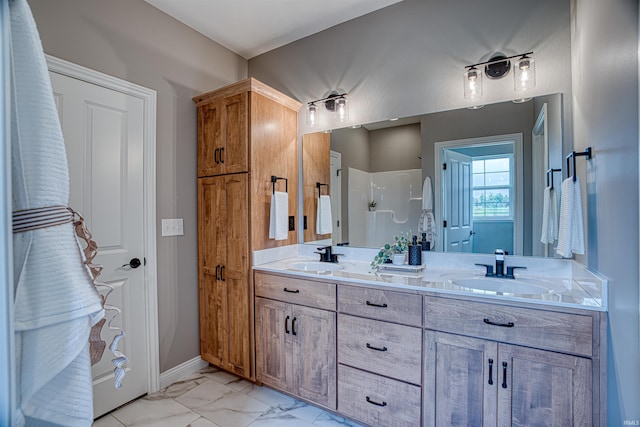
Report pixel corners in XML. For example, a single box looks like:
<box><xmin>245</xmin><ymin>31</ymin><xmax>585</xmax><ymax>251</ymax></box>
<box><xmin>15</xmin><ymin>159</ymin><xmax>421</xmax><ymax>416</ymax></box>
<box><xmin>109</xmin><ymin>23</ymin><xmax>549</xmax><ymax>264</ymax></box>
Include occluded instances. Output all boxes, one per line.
<box><xmin>162</xmin><ymin>218</ymin><xmax>184</xmax><ymax>236</ymax></box>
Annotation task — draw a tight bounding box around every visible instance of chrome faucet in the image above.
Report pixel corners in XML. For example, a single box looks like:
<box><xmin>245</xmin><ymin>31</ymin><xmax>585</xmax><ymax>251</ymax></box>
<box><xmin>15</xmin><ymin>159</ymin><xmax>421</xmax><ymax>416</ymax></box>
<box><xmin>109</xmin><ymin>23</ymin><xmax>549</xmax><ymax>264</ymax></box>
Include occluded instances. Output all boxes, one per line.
<box><xmin>475</xmin><ymin>249</ymin><xmax>526</xmax><ymax>279</ymax></box>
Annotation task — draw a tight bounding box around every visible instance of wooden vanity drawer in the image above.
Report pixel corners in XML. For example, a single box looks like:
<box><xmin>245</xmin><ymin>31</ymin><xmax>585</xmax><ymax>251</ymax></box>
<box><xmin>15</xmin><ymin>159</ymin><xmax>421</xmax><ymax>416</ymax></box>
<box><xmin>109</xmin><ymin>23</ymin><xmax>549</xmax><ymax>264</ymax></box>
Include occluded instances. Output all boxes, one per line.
<box><xmin>338</xmin><ymin>314</ymin><xmax>422</xmax><ymax>385</ymax></box>
<box><xmin>423</xmin><ymin>296</ymin><xmax>594</xmax><ymax>357</ymax></box>
<box><xmin>254</xmin><ymin>272</ymin><xmax>335</xmax><ymax>310</ymax></box>
<box><xmin>338</xmin><ymin>285</ymin><xmax>422</xmax><ymax>326</ymax></box>
<box><xmin>338</xmin><ymin>365</ymin><xmax>421</xmax><ymax>427</ymax></box>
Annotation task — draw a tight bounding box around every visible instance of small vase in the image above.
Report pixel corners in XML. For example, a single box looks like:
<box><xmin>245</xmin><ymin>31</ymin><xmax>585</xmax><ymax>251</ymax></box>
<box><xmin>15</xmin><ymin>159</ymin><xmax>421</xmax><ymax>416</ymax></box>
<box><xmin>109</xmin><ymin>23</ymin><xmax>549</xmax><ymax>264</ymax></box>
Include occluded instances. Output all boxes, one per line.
<box><xmin>368</xmin><ymin>206</ymin><xmax>376</xmax><ymax>211</ymax></box>
<box><xmin>392</xmin><ymin>252</ymin><xmax>406</xmax><ymax>265</ymax></box>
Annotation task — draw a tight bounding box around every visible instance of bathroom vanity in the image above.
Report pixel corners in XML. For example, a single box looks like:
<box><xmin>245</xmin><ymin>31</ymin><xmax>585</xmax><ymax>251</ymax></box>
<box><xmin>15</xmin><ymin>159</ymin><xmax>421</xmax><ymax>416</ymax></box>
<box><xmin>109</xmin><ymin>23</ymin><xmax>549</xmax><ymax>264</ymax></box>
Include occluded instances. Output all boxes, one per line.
<box><xmin>252</xmin><ymin>249</ymin><xmax>606</xmax><ymax>427</ymax></box>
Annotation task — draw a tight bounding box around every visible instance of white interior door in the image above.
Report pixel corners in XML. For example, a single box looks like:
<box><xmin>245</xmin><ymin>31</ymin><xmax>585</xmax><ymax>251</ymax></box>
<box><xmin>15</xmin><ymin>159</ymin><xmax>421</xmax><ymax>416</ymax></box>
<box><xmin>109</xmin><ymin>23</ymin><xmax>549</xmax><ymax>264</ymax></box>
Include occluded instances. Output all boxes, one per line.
<box><xmin>443</xmin><ymin>149</ymin><xmax>473</xmax><ymax>252</ymax></box>
<box><xmin>50</xmin><ymin>70</ymin><xmax>149</xmax><ymax>417</ymax></box>
<box><xmin>330</xmin><ymin>151</ymin><xmax>342</xmax><ymax>245</ymax></box>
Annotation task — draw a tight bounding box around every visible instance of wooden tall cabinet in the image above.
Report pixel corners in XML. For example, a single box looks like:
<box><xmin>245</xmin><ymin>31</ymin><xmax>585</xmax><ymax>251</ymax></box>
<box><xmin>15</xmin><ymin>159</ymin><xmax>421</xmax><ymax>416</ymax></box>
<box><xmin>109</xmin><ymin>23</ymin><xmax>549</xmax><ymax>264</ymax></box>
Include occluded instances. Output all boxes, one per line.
<box><xmin>195</xmin><ymin>79</ymin><xmax>301</xmax><ymax>380</ymax></box>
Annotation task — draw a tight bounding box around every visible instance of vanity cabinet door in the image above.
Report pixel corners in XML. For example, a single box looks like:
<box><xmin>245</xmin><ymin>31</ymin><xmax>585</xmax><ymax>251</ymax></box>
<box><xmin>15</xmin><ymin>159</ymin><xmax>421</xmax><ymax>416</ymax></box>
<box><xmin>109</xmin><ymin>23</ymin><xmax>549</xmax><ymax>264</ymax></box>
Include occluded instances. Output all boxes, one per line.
<box><xmin>424</xmin><ymin>330</ymin><xmax>498</xmax><ymax>427</ymax></box>
<box><xmin>255</xmin><ymin>297</ymin><xmax>290</xmax><ymax>392</ymax></box>
<box><xmin>498</xmin><ymin>344</ymin><xmax>592</xmax><ymax>427</ymax></box>
<box><xmin>292</xmin><ymin>305</ymin><xmax>337</xmax><ymax>410</ymax></box>
<box><xmin>198</xmin><ymin>174</ymin><xmax>250</xmax><ymax>378</ymax></box>
<box><xmin>197</xmin><ymin>92</ymin><xmax>248</xmax><ymax>177</ymax></box>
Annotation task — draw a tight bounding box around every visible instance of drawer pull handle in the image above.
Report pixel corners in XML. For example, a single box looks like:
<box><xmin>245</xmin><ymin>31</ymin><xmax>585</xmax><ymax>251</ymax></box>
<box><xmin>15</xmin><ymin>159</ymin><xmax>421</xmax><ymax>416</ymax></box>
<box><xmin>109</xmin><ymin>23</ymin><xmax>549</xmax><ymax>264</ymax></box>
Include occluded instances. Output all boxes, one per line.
<box><xmin>365</xmin><ymin>301</ymin><xmax>387</xmax><ymax>308</ymax></box>
<box><xmin>502</xmin><ymin>361</ymin><xmax>508</xmax><ymax>389</ymax></box>
<box><xmin>483</xmin><ymin>318</ymin><xmax>514</xmax><ymax>328</ymax></box>
<box><xmin>365</xmin><ymin>396</ymin><xmax>387</xmax><ymax>407</ymax></box>
<box><xmin>285</xmin><ymin>315</ymin><xmax>290</xmax><ymax>334</ymax></box>
<box><xmin>488</xmin><ymin>358</ymin><xmax>494</xmax><ymax>385</ymax></box>
<box><xmin>366</xmin><ymin>343</ymin><xmax>388</xmax><ymax>352</ymax></box>
<box><xmin>283</xmin><ymin>288</ymin><xmax>300</xmax><ymax>294</ymax></box>
<box><xmin>292</xmin><ymin>317</ymin><xmax>297</xmax><ymax>336</ymax></box>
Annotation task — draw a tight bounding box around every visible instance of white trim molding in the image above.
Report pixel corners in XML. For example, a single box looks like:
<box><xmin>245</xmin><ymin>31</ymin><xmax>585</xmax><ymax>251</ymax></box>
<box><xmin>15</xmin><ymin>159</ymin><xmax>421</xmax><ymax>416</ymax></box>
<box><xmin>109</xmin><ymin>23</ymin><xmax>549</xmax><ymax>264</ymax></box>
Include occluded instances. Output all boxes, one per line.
<box><xmin>45</xmin><ymin>55</ymin><xmax>161</xmax><ymax>393</ymax></box>
<box><xmin>159</xmin><ymin>357</ymin><xmax>210</xmax><ymax>389</ymax></box>
<box><xmin>435</xmin><ymin>133</ymin><xmax>524</xmax><ymax>255</ymax></box>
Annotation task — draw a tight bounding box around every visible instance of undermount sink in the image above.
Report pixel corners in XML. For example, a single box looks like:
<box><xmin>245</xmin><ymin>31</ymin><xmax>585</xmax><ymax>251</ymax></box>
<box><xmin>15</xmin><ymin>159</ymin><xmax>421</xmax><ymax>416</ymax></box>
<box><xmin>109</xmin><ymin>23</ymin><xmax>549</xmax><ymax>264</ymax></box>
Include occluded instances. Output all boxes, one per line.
<box><xmin>450</xmin><ymin>276</ymin><xmax>566</xmax><ymax>295</ymax></box>
<box><xmin>286</xmin><ymin>261</ymin><xmax>344</xmax><ymax>273</ymax></box>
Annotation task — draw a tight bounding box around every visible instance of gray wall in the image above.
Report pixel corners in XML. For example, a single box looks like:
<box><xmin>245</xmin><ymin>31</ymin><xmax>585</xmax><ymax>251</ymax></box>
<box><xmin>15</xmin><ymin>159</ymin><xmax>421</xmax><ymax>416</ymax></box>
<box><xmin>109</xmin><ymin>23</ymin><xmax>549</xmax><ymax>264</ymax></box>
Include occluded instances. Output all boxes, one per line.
<box><xmin>421</xmin><ymin>102</ymin><xmax>535</xmax><ymax>254</ymax></box>
<box><xmin>571</xmin><ymin>0</ymin><xmax>639</xmax><ymax>423</ymax></box>
<box><xmin>27</xmin><ymin>0</ymin><xmax>248</xmax><ymax>372</ymax></box>
<box><xmin>473</xmin><ymin>222</ymin><xmax>514</xmax><ymax>254</ymax></box>
<box><xmin>369</xmin><ymin>124</ymin><xmax>421</xmax><ymax>172</ymax></box>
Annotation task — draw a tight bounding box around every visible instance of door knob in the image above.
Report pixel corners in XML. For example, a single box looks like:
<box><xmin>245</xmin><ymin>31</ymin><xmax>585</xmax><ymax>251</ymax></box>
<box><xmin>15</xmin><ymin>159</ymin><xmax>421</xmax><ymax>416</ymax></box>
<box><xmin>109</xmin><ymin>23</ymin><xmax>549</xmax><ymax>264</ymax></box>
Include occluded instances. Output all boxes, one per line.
<box><xmin>123</xmin><ymin>258</ymin><xmax>142</xmax><ymax>269</ymax></box>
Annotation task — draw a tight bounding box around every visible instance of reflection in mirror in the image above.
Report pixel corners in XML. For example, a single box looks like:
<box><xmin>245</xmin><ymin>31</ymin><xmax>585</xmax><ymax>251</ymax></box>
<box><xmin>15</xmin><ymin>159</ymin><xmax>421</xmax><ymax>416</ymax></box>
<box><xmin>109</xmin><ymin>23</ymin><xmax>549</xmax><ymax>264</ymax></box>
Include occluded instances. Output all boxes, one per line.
<box><xmin>302</xmin><ymin>94</ymin><xmax>564</xmax><ymax>257</ymax></box>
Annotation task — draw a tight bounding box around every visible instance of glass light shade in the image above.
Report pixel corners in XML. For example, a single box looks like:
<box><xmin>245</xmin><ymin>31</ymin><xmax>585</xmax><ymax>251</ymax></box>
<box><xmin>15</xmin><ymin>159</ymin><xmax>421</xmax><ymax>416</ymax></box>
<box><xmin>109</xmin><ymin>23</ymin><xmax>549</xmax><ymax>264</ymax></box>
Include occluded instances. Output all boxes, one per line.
<box><xmin>335</xmin><ymin>97</ymin><xmax>349</xmax><ymax>122</ymax></box>
<box><xmin>464</xmin><ymin>67</ymin><xmax>483</xmax><ymax>99</ymax></box>
<box><xmin>514</xmin><ymin>56</ymin><xmax>535</xmax><ymax>92</ymax></box>
<box><xmin>306</xmin><ymin>103</ymin><xmax>318</xmax><ymax>128</ymax></box>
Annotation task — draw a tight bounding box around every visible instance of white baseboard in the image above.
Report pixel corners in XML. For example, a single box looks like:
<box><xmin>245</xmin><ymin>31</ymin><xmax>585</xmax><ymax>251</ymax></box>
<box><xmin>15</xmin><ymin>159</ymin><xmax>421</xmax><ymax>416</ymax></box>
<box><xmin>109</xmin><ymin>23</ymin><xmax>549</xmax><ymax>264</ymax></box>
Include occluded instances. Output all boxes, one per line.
<box><xmin>159</xmin><ymin>356</ymin><xmax>209</xmax><ymax>389</ymax></box>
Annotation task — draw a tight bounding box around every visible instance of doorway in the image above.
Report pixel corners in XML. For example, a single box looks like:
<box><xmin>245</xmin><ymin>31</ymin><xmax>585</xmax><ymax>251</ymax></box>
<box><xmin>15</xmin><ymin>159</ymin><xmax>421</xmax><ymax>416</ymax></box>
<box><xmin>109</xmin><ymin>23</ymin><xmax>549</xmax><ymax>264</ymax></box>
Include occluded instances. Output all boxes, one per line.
<box><xmin>435</xmin><ymin>134</ymin><xmax>524</xmax><ymax>255</ymax></box>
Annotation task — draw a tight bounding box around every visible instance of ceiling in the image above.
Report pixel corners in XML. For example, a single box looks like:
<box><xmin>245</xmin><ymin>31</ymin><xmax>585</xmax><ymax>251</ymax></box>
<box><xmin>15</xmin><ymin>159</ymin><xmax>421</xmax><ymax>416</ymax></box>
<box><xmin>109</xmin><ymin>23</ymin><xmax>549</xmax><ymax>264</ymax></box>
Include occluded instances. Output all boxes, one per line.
<box><xmin>144</xmin><ymin>0</ymin><xmax>403</xmax><ymax>59</ymax></box>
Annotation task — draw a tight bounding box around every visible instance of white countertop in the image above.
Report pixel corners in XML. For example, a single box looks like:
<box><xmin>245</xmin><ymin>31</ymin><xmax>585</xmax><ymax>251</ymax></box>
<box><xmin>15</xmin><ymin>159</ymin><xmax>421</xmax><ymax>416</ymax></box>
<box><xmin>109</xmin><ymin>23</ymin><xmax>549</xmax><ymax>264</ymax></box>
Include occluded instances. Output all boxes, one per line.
<box><xmin>253</xmin><ymin>245</ymin><xmax>607</xmax><ymax>312</ymax></box>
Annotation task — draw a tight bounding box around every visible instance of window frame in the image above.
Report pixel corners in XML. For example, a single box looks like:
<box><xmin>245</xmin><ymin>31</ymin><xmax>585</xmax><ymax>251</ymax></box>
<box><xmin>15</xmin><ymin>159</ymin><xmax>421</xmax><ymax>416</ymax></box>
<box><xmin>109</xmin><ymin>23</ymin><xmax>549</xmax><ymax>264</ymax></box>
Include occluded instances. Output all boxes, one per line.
<box><xmin>471</xmin><ymin>153</ymin><xmax>515</xmax><ymax>221</ymax></box>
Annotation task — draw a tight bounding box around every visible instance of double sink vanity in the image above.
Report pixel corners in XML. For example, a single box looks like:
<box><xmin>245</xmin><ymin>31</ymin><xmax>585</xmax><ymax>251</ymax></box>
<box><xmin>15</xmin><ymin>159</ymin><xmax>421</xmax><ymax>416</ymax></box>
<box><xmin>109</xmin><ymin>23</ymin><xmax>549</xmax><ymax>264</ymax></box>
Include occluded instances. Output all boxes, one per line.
<box><xmin>252</xmin><ymin>245</ymin><xmax>606</xmax><ymax>427</ymax></box>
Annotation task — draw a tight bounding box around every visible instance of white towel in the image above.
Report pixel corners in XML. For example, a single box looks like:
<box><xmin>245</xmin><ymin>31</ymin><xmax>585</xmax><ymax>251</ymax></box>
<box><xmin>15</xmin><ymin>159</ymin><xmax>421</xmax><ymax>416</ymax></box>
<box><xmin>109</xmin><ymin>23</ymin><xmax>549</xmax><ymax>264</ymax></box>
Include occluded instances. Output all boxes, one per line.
<box><xmin>422</xmin><ymin>177</ymin><xmax>433</xmax><ymax>210</ymax></box>
<box><xmin>541</xmin><ymin>186</ymin><xmax>559</xmax><ymax>244</ymax></box>
<box><xmin>10</xmin><ymin>0</ymin><xmax>105</xmax><ymax>424</ymax></box>
<box><xmin>316</xmin><ymin>195</ymin><xmax>333</xmax><ymax>235</ymax></box>
<box><xmin>556</xmin><ymin>177</ymin><xmax>585</xmax><ymax>257</ymax></box>
<box><xmin>269</xmin><ymin>191</ymin><xmax>289</xmax><ymax>240</ymax></box>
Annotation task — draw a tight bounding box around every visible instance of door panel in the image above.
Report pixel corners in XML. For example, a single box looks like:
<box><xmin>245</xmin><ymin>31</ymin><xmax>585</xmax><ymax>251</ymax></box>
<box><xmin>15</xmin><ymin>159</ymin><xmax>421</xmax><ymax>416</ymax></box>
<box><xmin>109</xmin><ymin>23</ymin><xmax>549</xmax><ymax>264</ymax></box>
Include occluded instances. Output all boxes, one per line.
<box><xmin>424</xmin><ymin>331</ymin><xmax>498</xmax><ymax>427</ymax></box>
<box><xmin>255</xmin><ymin>298</ymin><xmax>289</xmax><ymax>392</ymax></box>
<box><xmin>498</xmin><ymin>344</ymin><xmax>592</xmax><ymax>427</ymax></box>
<box><xmin>198</xmin><ymin>102</ymin><xmax>222</xmax><ymax>177</ymax></box>
<box><xmin>444</xmin><ymin>150</ymin><xmax>473</xmax><ymax>252</ymax></box>
<box><xmin>293</xmin><ymin>305</ymin><xmax>336</xmax><ymax>409</ymax></box>
<box><xmin>221</xmin><ymin>93</ymin><xmax>248</xmax><ymax>174</ymax></box>
<box><xmin>50</xmin><ymin>70</ymin><xmax>147</xmax><ymax>417</ymax></box>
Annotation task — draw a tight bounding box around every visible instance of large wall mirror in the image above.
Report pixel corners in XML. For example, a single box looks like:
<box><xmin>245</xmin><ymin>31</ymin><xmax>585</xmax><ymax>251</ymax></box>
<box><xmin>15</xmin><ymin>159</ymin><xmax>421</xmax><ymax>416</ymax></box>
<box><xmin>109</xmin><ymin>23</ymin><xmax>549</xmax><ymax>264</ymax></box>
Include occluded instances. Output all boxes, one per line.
<box><xmin>303</xmin><ymin>93</ymin><xmax>565</xmax><ymax>257</ymax></box>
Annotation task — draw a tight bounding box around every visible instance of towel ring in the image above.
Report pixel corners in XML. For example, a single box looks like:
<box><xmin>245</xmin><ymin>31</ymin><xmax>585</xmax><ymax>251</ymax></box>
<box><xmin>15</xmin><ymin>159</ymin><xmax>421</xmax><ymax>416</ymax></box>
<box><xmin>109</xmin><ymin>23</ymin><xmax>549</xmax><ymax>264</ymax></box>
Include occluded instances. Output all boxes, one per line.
<box><xmin>271</xmin><ymin>175</ymin><xmax>288</xmax><ymax>194</ymax></box>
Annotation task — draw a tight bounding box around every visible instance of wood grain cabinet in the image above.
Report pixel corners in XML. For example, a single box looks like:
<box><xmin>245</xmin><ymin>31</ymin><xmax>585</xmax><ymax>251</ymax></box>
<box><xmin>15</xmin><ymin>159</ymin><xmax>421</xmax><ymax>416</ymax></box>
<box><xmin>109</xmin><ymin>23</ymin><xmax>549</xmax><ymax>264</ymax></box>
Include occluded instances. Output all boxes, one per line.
<box><xmin>337</xmin><ymin>285</ymin><xmax>423</xmax><ymax>427</ymax></box>
<box><xmin>195</xmin><ymin>79</ymin><xmax>301</xmax><ymax>380</ymax></box>
<box><xmin>423</xmin><ymin>295</ymin><xmax>600</xmax><ymax>427</ymax></box>
<box><xmin>255</xmin><ymin>272</ymin><xmax>337</xmax><ymax>410</ymax></box>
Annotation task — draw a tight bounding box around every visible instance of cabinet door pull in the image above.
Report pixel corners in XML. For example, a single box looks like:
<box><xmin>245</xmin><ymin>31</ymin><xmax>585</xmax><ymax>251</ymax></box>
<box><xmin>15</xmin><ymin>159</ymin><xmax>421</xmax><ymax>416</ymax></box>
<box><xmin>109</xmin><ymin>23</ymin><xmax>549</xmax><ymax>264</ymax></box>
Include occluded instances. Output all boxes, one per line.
<box><xmin>283</xmin><ymin>288</ymin><xmax>300</xmax><ymax>294</ymax></box>
<box><xmin>214</xmin><ymin>148</ymin><xmax>219</xmax><ymax>164</ymax></box>
<box><xmin>365</xmin><ymin>396</ymin><xmax>387</xmax><ymax>407</ymax></box>
<box><xmin>488</xmin><ymin>358</ymin><xmax>494</xmax><ymax>385</ymax></box>
<box><xmin>291</xmin><ymin>317</ymin><xmax>297</xmax><ymax>336</ymax></box>
<box><xmin>483</xmin><ymin>318</ymin><xmax>514</xmax><ymax>328</ymax></box>
<box><xmin>365</xmin><ymin>301</ymin><xmax>388</xmax><ymax>308</ymax></box>
<box><xmin>215</xmin><ymin>264</ymin><xmax>220</xmax><ymax>280</ymax></box>
<box><xmin>285</xmin><ymin>315</ymin><xmax>290</xmax><ymax>334</ymax></box>
<box><xmin>220</xmin><ymin>265</ymin><xmax>225</xmax><ymax>281</ymax></box>
<box><xmin>502</xmin><ymin>361</ymin><xmax>508</xmax><ymax>389</ymax></box>
<box><xmin>366</xmin><ymin>343</ymin><xmax>388</xmax><ymax>352</ymax></box>
<box><xmin>220</xmin><ymin>147</ymin><xmax>225</xmax><ymax>164</ymax></box>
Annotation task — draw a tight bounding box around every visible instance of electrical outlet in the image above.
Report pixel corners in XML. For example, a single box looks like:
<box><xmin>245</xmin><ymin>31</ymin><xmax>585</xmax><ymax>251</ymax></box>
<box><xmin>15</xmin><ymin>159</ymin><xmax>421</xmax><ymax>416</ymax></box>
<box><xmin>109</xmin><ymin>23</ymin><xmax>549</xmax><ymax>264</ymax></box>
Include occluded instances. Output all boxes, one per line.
<box><xmin>162</xmin><ymin>218</ymin><xmax>184</xmax><ymax>236</ymax></box>
<box><xmin>304</xmin><ymin>216</ymin><xmax>307</xmax><ymax>230</ymax></box>
<box><xmin>289</xmin><ymin>216</ymin><xmax>295</xmax><ymax>231</ymax></box>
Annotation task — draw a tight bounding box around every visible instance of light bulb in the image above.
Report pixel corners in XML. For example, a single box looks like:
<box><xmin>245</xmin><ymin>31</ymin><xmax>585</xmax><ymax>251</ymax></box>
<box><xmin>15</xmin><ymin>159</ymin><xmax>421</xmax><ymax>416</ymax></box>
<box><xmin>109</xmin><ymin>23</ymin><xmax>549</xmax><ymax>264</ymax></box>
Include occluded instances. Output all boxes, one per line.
<box><xmin>514</xmin><ymin>56</ymin><xmax>535</xmax><ymax>92</ymax></box>
<box><xmin>464</xmin><ymin>67</ymin><xmax>482</xmax><ymax>99</ymax></box>
<box><xmin>306</xmin><ymin>103</ymin><xmax>318</xmax><ymax>127</ymax></box>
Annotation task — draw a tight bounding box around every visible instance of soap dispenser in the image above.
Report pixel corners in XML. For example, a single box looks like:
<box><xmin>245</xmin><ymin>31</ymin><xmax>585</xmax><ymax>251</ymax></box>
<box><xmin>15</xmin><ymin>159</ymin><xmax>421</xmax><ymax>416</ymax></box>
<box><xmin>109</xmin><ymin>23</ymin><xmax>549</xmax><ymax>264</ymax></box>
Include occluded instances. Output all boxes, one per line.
<box><xmin>409</xmin><ymin>235</ymin><xmax>422</xmax><ymax>266</ymax></box>
<box><xmin>421</xmin><ymin>232</ymin><xmax>430</xmax><ymax>251</ymax></box>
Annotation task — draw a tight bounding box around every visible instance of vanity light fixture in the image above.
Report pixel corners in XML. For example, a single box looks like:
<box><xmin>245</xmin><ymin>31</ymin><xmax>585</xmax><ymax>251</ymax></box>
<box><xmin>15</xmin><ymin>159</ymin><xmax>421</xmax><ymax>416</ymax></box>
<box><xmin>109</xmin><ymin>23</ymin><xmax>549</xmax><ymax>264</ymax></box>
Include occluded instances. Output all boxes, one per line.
<box><xmin>306</xmin><ymin>92</ymin><xmax>349</xmax><ymax>126</ymax></box>
<box><xmin>464</xmin><ymin>51</ymin><xmax>535</xmax><ymax>100</ymax></box>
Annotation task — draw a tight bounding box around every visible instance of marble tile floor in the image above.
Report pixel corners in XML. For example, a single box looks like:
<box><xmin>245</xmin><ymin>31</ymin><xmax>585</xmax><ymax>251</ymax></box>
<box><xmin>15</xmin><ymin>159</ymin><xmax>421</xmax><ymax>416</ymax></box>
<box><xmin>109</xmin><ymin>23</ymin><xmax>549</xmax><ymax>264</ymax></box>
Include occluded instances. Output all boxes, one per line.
<box><xmin>93</xmin><ymin>366</ymin><xmax>366</xmax><ymax>427</ymax></box>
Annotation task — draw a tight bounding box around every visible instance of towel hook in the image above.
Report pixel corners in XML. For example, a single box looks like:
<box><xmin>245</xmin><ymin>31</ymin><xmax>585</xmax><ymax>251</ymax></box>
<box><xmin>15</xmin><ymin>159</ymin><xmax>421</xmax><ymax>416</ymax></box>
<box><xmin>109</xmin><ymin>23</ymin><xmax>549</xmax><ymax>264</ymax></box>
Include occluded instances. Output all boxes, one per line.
<box><xmin>271</xmin><ymin>175</ymin><xmax>288</xmax><ymax>194</ymax></box>
<box><xmin>316</xmin><ymin>182</ymin><xmax>329</xmax><ymax>199</ymax></box>
<box><xmin>565</xmin><ymin>147</ymin><xmax>592</xmax><ymax>182</ymax></box>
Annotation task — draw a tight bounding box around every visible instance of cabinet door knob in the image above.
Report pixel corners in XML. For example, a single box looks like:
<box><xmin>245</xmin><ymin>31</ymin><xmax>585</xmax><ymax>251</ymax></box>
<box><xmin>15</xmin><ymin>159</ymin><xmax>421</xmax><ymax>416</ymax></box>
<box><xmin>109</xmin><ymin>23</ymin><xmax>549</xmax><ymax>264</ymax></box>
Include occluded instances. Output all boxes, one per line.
<box><xmin>365</xmin><ymin>396</ymin><xmax>387</xmax><ymax>407</ymax></box>
<box><xmin>220</xmin><ymin>265</ymin><xmax>225</xmax><ymax>281</ymax></box>
<box><xmin>291</xmin><ymin>317</ymin><xmax>297</xmax><ymax>336</ymax></box>
<box><xmin>488</xmin><ymin>358</ymin><xmax>494</xmax><ymax>385</ymax></box>
<box><xmin>214</xmin><ymin>148</ymin><xmax>220</xmax><ymax>164</ymax></box>
<box><xmin>215</xmin><ymin>264</ymin><xmax>220</xmax><ymax>280</ymax></box>
<box><xmin>285</xmin><ymin>315</ymin><xmax>290</xmax><ymax>334</ymax></box>
<box><xmin>365</xmin><ymin>301</ymin><xmax>387</xmax><ymax>308</ymax></box>
<box><xmin>220</xmin><ymin>147</ymin><xmax>225</xmax><ymax>164</ymax></box>
<box><xmin>502</xmin><ymin>361</ymin><xmax>508</xmax><ymax>389</ymax></box>
<box><xmin>366</xmin><ymin>343</ymin><xmax>388</xmax><ymax>352</ymax></box>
